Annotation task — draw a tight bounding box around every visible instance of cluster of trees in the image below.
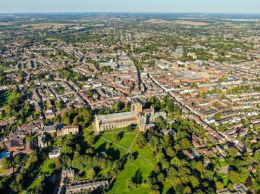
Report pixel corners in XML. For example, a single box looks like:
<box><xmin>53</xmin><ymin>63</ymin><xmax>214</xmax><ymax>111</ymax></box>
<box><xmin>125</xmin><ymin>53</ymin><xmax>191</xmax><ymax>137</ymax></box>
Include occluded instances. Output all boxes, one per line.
<box><xmin>59</xmin><ymin>65</ymin><xmax>88</xmax><ymax>82</ymax></box>
<box><xmin>55</xmin><ymin>133</ymin><xmax>121</xmax><ymax>181</ymax></box>
<box><xmin>100</xmin><ymin>65</ymin><xmax>113</xmax><ymax>73</ymax></box>
<box><xmin>132</xmin><ymin>57</ymin><xmax>144</xmax><ymax>71</ymax></box>
<box><xmin>0</xmin><ymin>89</ymin><xmax>36</xmax><ymax>125</ymax></box>
<box><xmin>53</xmin><ymin>107</ymin><xmax>92</xmax><ymax>129</ymax></box>
<box><xmin>97</xmin><ymin>101</ymin><xmax>130</xmax><ymax>115</ymax></box>
<box><xmin>3</xmin><ymin>150</ymin><xmax>52</xmax><ymax>193</ymax></box>
<box><xmin>134</xmin><ymin>126</ymin><xmax>215</xmax><ymax>194</ymax></box>
<box><xmin>227</xmin><ymin>85</ymin><xmax>251</xmax><ymax>94</ymax></box>
<box><xmin>0</xmin><ymin>70</ymin><xmax>10</xmax><ymax>85</ymax></box>
<box><xmin>132</xmin><ymin>113</ymin><xmax>220</xmax><ymax>194</ymax></box>
<box><xmin>146</xmin><ymin>96</ymin><xmax>182</xmax><ymax>117</ymax></box>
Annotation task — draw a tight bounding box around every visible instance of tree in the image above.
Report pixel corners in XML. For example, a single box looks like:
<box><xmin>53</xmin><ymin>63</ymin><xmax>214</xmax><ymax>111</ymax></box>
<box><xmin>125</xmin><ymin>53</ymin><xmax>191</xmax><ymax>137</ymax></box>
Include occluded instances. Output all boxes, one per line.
<box><xmin>183</xmin><ymin>186</ymin><xmax>192</xmax><ymax>194</ymax></box>
<box><xmin>72</xmin><ymin>156</ymin><xmax>85</xmax><ymax>170</ymax></box>
<box><xmin>171</xmin><ymin>156</ymin><xmax>180</xmax><ymax>166</ymax></box>
<box><xmin>14</xmin><ymin>155</ymin><xmax>23</xmax><ymax>164</ymax></box>
<box><xmin>228</xmin><ymin>171</ymin><xmax>240</xmax><ymax>184</ymax></box>
<box><xmin>196</xmin><ymin>161</ymin><xmax>203</xmax><ymax>173</ymax></box>
<box><xmin>179</xmin><ymin>138</ymin><xmax>192</xmax><ymax>150</ymax></box>
<box><xmin>127</xmin><ymin>179</ymin><xmax>136</xmax><ymax>191</ymax></box>
<box><xmin>166</xmin><ymin>147</ymin><xmax>175</xmax><ymax>158</ymax></box>
<box><xmin>127</xmin><ymin>125</ymin><xmax>133</xmax><ymax>131</ymax></box>
<box><xmin>216</xmin><ymin>181</ymin><xmax>224</xmax><ymax>190</ymax></box>
<box><xmin>227</xmin><ymin>183</ymin><xmax>235</xmax><ymax>191</ymax></box>
<box><xmin>113</xmin><ymin>102</ymin><xmax>124</xmax><ymax>112</ymax></box>
<box><xmin>128</xmin><ymin>154</ymin><xmax>135</xmax><ymax>163</ymax></box>
<box><xmin>4</xmin><ymin>104</ymin><xmax>11</xmax><ymax>116</ymax></box>
<box><xmin>113</xmin><ymin>134</ymin><xmax>120</xmax><ymax>141</ymax></box>
<box><xmin>86</xmin><ymin>135</ymin><xmax>95</xmax><ymax>147</ymax></box>
<box><xmin>26</xmin><ymin>151</ymin><xmax>38</xmax><ymax>170</ymax></box>
<box><xmin>157</xmin><ymin>173</ymin><xmax>165</xmax><ymax>183</ymax></box>
<box><xmin>87</xmin><ymin>169</ymin><xmax>95</xmax><ymax>180</ymax></box>
<box><xmin>227</xmin><ymin>148</ymin><xmax>238</xmax><ymax>157</ymax></box>
<box><xmin>136</xmin><ymin>133</ymin><xmax>147</xmax><ymax>149</ymax></box>
<box><xmin>2</xmin><ymin>157</ymin><xmax>11</xmax><ymax>169</ymax></box>
<box><xmin>190</xmin><ymin>176</ymin><xmax>200</xmax><ymax>188</ymax></box>
<box><xmin>51</xmin><ymin>132</ymin><xmax>56</xmax><ymax>138</ymax></box>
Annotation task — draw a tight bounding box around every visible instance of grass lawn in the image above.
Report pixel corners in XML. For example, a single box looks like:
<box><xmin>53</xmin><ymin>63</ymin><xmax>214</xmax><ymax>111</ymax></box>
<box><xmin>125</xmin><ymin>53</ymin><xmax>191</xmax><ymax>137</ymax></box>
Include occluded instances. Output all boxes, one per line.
<box><xmin>102</xmin><ymin>132</ymin><xmax>137</xmax><ymax>149</ymax></box>
<box><xmin>211</xmin><ymin>41</ymin><xmax>236</xmax><ymax>45</ymax></box>
<box><xmin>28</xmin><ymin>179</ymin><xmax>42</xmax><ymax>189</ymax></box>
<box><xmin>0</xmin><ymin>90</ymin><xmax>16</xmax><ymax>106</ymax></box>
<box><xmin>40</xmin><ymin>159</ymin><xmax>56</xmax><ymax>174</ymax></box>
<box><xmin>95</xmin><ymin>138</ymin><xmax>127</xmax><ymax>160</ymax></box>
<box><xmin>45</xmin><ymin>38</ymin><xmax>58</xmax><ymax>41</ymax></box>
<box><xmin>219</xmin><ymin>160</ymin><xmax>229</xmax><ymax>167</ymax></box>
<box><xmin>222</xmin><ymin>176</ymin><xmax>229</xmax><ymax>186</ymax></box>
<box><xmin>217</xmin><ymin>172</ymin><xmax>229</xmax><ymax>186</ymax></box>
<box><xmin>130</xmin><ymin>142</ymin><xmax>158</xmax><ymax>166</ymax></box>
<box><xmin>108</xmin><ymin>156</ymin><xmax>153</xmax><ymax>194</ymax></box>
<box><xmin>162</xmin><ymin>180</ymin><xmax>173</xmax><ymax>194</ymax></box>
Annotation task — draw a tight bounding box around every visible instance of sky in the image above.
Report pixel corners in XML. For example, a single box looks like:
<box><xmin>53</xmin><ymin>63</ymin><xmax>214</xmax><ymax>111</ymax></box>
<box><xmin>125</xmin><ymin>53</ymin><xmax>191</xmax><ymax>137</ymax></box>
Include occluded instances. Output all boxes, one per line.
<box><xmin>0</xmin><ymin>0</ymin><xmax>259</xmax><ymax>14</ymax></box>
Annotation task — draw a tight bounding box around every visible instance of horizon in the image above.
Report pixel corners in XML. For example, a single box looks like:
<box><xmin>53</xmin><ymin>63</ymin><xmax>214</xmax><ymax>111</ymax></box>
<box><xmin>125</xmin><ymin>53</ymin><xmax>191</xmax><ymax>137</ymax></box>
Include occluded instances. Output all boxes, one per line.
<box><xmin>1</xmin><ymin>12</ymin><xmax>260</xmax><ymax>15</ymax></box>
<box><xmin>0</xmin><ymin>0</ymin><xmax>260</xmax><ymax>14</ymax></box>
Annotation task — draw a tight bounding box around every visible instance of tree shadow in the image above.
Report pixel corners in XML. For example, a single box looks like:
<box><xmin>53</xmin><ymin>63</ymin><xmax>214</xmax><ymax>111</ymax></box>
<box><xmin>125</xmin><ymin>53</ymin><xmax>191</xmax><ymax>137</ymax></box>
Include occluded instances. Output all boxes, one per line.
<box><xmin>132</xmin><ymin>169</ymin><xmax>143</xmax><ymax>185</ymax></box>
<box><xmin>166</xmin><ymin>187</ymin><xmax>175</xmax><ymax>194</ymax></box>
<box><xmin>96</xmin><ymin>142</ymin><xmax>107</xmax><ymax>153</ymax></box>
<box><xmin>118</xmin><ymin>131</ymin><xmax>125</xmax><ymax>140</ymax></box>
<box><xmin>131</xmin><ymin>151</ymin><xmax>139</xmax><ymax>160</ymax></box>
<box><xmin>106</xmin><ymin>147</ymin><xmax>120</xmax><ymax>160</ymax></box>
<box><xmin>206</xmin><ymin>162</ymin><xmax>215</xmax><ymax>171</ymax></box>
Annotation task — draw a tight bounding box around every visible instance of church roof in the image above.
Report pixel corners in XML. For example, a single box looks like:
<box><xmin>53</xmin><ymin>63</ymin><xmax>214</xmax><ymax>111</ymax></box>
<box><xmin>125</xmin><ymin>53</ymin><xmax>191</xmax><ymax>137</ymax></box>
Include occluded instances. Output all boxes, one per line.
<box><xmin>99</xmin><ymin>111</ymin><xmax>136</xmax><ymax>121</ymax></box>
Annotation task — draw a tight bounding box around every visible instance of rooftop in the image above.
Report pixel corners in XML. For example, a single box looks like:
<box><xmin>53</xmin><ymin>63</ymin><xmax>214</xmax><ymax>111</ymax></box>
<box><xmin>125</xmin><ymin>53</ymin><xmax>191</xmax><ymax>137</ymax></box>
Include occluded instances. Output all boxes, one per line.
<box><xmin>98</xmin><ymin>111</ymin><xmax>136</xmax><ymax>121</ymax></box>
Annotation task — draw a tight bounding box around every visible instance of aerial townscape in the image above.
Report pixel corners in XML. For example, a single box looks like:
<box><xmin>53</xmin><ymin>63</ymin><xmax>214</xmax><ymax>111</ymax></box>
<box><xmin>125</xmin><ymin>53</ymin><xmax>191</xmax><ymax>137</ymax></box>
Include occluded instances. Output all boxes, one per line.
<box><xmin>0</xmin><ymin>5</ymin><xmax>259</xmax><ymax>194</ymax></box>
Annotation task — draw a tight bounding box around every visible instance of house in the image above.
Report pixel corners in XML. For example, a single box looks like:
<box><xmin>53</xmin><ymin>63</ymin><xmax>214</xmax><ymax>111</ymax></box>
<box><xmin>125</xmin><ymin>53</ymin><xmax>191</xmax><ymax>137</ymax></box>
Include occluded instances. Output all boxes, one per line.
<box><xmin>57</xmin><ymin>126</ymin><xmax>79</xmax><ymax>136</ymax></box>
<box><xmin>43</xmin><ymin>124</ymin><xmax>57</xmax><ymax>134</ymax></box>
<box><xmin>49</xmin><ymin>147</ymin><xmax>61</xmax><ymax>159</ymax></box>
<box><xmin>45</xmin><ymin>109</ymin><xmax>56</xmax><ymax>119</ymax></box>
<box><xmin>216</xmin><ymin>188</ymin><xmax>231</xmax><ymax>194</ymax></box>
<box><xmin>6</xmin><ymin>140</ymin><xmax>25</xmax><ymax>152</ymax></box>
<box><xmin>182</xmin><ymin>150</ymin><xmax>194</xmax><ymax>160</ymax></box>
<box><xmin>62</xmin><ymin>168</ymin><xmax>75</xmax><ymax>178</ymax></box>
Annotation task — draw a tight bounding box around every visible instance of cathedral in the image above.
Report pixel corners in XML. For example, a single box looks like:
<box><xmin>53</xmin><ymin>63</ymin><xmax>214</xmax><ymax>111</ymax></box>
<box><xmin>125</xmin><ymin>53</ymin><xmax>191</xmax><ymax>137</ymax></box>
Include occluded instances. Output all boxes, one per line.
<box><xmin>94</xmin><ymin>99</ymin><xmax>166</xmax><ymax>134</ymax></box>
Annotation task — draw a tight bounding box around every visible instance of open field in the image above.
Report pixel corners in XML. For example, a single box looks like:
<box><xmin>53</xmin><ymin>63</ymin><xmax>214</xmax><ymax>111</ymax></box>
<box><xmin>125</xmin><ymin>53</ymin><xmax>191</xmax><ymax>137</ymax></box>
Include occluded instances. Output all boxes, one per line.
<box><xmin>211</xmin><ymin>41</ymin><xmax>236</xmax><ymax>45</ymax></box>
<box><xmin>40</xmin><ymin>159</ymin><xmax>56</xmax><ymax>174</ymax></box>
<box><xmin>143</xmin><ymin>19</ymin><xmax>208</xmax><ymax>26</ymax></box>
<box><xmin>21</xmin><ymin>23</ymin><xmax>69</xmax><ymax>29</ymax></box>
<box><xmin>94</xmin><ymin>138</ymin><xmax>127</xmax><ymax>160</ymax></box>
<box><xmin>175</xmin><ymin>20</ymin><xmax>208</xmax><ymax>26</ymax></box>
<box><xmin>45</xmin><ymin>38</ymin><xmax>58</xmax><ymax>41</ymax></box>
<box><xmin>0</xmin><ymin>22</ymin><xmax>14</xmax><ymax>25</ymax></box>
<box><xmin>108</xmin><ymin>156</ymin><xmax>153</xmax><ymax>194</ymax></box>
<box><xmin>143</xmin><ymin>19</ymin><xmax>169</xmax><ymax>24</ymax></box>
<box><xmin>130</xmin><ymin>141</ymin><xmax>158</xmax><ymax>166</ymax></box>
<box><xmin>102</xmin><ymin>132</ymin><xmax>138</xmax><ymax>149</ymax></box>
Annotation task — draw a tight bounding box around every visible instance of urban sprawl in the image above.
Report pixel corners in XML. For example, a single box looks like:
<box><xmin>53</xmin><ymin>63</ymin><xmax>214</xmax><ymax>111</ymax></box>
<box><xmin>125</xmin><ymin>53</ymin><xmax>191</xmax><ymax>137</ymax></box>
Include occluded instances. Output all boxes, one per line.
<box><xmin>0</xmin><ymin>13</ymin><xmax>259</xmax><ymax>194</ymax></box>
